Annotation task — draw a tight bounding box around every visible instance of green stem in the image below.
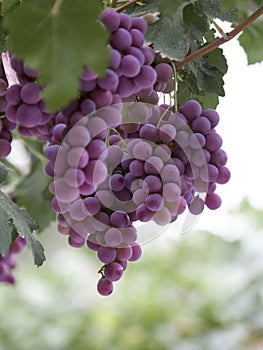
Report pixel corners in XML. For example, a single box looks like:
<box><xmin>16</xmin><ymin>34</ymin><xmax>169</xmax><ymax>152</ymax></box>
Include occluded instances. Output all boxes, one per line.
<box><xmin>171</xmin><ymin>62</ymin><xmax>178</xmax><ymax>112</ymax></box>
<box><xmin>116</xmin><ymin>0</ymin><xmax>138</xmax><ymax>12</ymax></box>
<box><xmin>51</xmin><ymin>0</ymin><xmax>63</xmax><ymax>16</ymax></box>
<box><xmin>209</xmin><ymin>16</ymin><xmax>229</xmax><ymax>40</ymax></box>
<box><xmin>157</xmin><ymin>105</ymin><xmax>171</xmax><ymax>129</ymax></box>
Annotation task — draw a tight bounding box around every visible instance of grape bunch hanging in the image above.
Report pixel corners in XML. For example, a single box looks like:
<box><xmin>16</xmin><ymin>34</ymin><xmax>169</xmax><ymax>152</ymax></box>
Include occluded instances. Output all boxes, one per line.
<box><xmin>0</xmin><ymin>9</ymin><xmax>230</xmax><ymax>295</ymax></box>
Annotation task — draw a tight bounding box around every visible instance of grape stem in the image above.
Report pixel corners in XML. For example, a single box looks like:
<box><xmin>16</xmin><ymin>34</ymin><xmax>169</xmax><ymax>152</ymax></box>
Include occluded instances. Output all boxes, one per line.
<box><xmin>116</xmin><ymin>0</ymin><xmax>138</xmax><ymax>13</ymax></box>
<box><xmin>171</xmin><ymin>62</ymin><xmax>178</xmax><ymax>112</ymax></box>
<box><xmin>51</xmin><ymin>0</ymin><xmax>63</xmax><ymax>16</ymax></box>
<box><xmin>208</xmin><ymin>17</ymin><xmax>230</xmax><ymax>41</ymax></box>
<box><xmin>175</xmin><ymin>5</ymin><xmax>263</xmax><ymax>70</ymax></box>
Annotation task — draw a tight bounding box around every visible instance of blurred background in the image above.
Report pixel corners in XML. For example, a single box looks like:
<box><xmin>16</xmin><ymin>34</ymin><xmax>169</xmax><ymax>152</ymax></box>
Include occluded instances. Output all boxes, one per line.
<box><xmin>0</xmin><ymin>34</ymin><xmax>263</xmax><ymax>350</ymax></box>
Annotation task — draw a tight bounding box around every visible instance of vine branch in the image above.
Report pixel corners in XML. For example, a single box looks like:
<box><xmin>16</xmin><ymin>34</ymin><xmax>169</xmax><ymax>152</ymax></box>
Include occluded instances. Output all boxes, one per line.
<box><xmin>116</xmin><ymin>0</ymin><xmax>138</xmax><ymax>13</ymax></box>
<box><xmin>175</xmin><ymin>5</ymin><xmax>263</xmax><ymax>70</ymax></box>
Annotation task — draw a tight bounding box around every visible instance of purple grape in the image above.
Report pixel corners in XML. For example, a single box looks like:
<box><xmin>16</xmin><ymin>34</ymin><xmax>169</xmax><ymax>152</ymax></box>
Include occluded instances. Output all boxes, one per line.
<box><xmin>205</xmin><ymin>193</ymin><xmax>222</xmax><ymax>210</ymax></box>
<box><xmin>87</xmin><ymin>239</ymin><xmax>100</xmax><ymax>252</ymax></box>
<box><xmin>153</xmin><ymin>207</ymin><xmax>171</xmax><ymax>225</ymax></box>
<box><xmin>97</xmin><ymin>277</ymin><xmax>114</xmax><ymax>296</ymax></box>
<box><xmin>210</xmin><ymin>149</ymin><xmax>227</xmax><ymax>167</ymax></box>
<box><xmin>20</xmin><ymin>82</ymin><xmax>41</xmax><ymax>104</ymax></box>
<box><xmin>146</xmin><ymin>193</ymin><xmax>164</xmax><ymax>211</ymax></box>
<box><xmin>0</xmin><ymin>139</ymin><xmax>11</xmax><ymax>158</ymax></box>
<box><xmin>97</xmin><ymin>246</ymin><xmax>117</xmax><ymax>263</ymax></box>
<box><xmin>85</xmin><ymin>160</ymin><xmax>108</xmax><ymax>186</ymax></box>
<box><xmin>132</xmin><ymin>140</ymin><xmax>152</xmax><ymax>160</ymax></box>
<box><xmin>134</xmin><ymin>65</ymin><xmax>157</xmax><ymax>89</ymax></box>
<box><xmin>83</xmin><ymin>197</ymin><xmax>101</xmax><ymax>215</ymax></box>
<box><xmin>80</xmin><ymin>98</ymin><xmax>96</xmax><ymax>115</ymax></box>
<box><xmin>143</xmin><ymin>175</ymin><xmax>162</xmax><ymax>193</ymax></box>
<box><xmin>120</xmin><ymin>55</ymin><xmax>140</xmax><ymax>78</ymax></box>
<box><xmin>190</xmin><ymin>132</ymin><xmax>206</xmax><ymax>149</ymax></box>
<box><xmin>110</xmin><ymin>211</ymin><xmax>130</xmax><ymax>228</ymax></box>
<box><xmin>117</xmin><ymin>246</ymin><xmax>133</xmax><ymax>261</ymax></box>
<box><xmin>100</xmin><ymin>9</ymin><xmax>120</xmax><ymax>32</ymax></box>
<box><xmin>189</xmin><ymin>197</ymin><xmax>205</xmax><ymax>215</ymax></box>
<box><xmin>129</xmin><ymin>159</ymin><xmax>145</xmax><ymax>176</ymax></box>
<box><xmin>159</xmin><ymin>123</ymin><xmax>176</xmax><ymax>142</ymax></box>
<box><xmin>117</xmin><ymin>76</ymin><xmax>135</xmax><ymax>98</ymax></box>
<box><xmin>98</xmin><ymin>69</ymin><xmax>119</xmax><ymax>90</ymax></box>
<box><xmin>192</xmin><ymin>116</ymin><xmax>211</xmax><ymax>134</ymax></box>
<box><xmin>16</xmin><ymin>104</ymin><xmax>42</xmax><ymax>127</ymax></box>
<box><xmin>104</xmin><ymin>262</ymin><xmax>124</xmax><ymax>282</ymax></box>
<box><xmin>125</xmin><ymin>47</ymin><xmax>145</xmax><ymax>66</ymax></box>
<box><xmin>119</xmin><ymin>13</ymin><xmax>132</xmax><ymax>29</ymax></box>
<box><xmin>67</xmin><ymin>125</ymin><xmax>91</xmax><ymax>147</ymax></box>
<box><xmin>81</xmin><ymin>79</ymin><xmax>97</xmax><ymax>92</ymax></box>
<box><xmin>89</xmin><ymin>88</ymin><xmax>113</xmax><ymax>109</ymax></box>
<box><xmin>155</xmin><ymin>63</ymin><xmax>173</xmax><ymax>83</ymax></box>
<box><xmin>144</xmin><ymin>156</ymin><xmax>163</xmax><ymax>175</ymax></box>
<box><xmin>109</xmin><ymin>49</ymin><xmax>121</xmax><ymax>70</ymax></box>
<box><xmin>67</xmin><ymin>147</ymin><xmax>89</xmax><ymax>168</ymax></box>
<box><xmin>104</xmin><ymin>228</ymin><xmax>123</xmax><ymax>247</ymax></box>
<box><xmin>110</xmin><ymin>173</ymin><xmax>126</xmax><ymax>192</ymax></box>
<box><xmin>202</xmin><ymin>109</ymin><xmax>219</xmax><ymax>128</ymax></box>
<box><xmin>216</xmin><ymin>166</ymin><xmax>230</xmax><ymax>184</ymax></box>
<box><xmin>111</xmin><ymin>28</ymin><xmax>132</xmax><ymax>51</ymax></box>
<box><xmin>52</xmin><ymin>123</ymin><xmax>67</xmax><ymax>143</ymax></box>
<box><xmin>136</xmin><ymin>204</ymin><xmax>154</xmax><ymax>222</ymax></box>
<box><xmin>180</xmin><ymin>100</ymin><xmax>202</xmax><ymax>121</ymax></box>
<box><xmin>131</xmin><ymin>17</ymin><xmax>147</xmax><ymax>34</ymax></box>
<box><xmin>205</xmin><ymin>131</ymin><xmax>222</xmax><ymax>152</ymax></box>
<box><xmin>87</xmin><ymin>139</ymin><xmax>107</xmax><ymax>160</ymax></box>
<box><xmin>161</xmin><ymin>164</ymin><xmax>180</xmax><ymax>183</ymax></box>
<box><xmin>130</xmin><ymin>28</ymin><xmax>144</xmax><ymax>47</ymax></box>
<box><xmin>5</xmin><ymin>84</ymin><xmax>21</xmax><ymax>105</ymax></box>
<box><xmin>163</xmin><ymin>183</ymin><xmax>181</xmax><ymax>202</ymax></box>
<box><xmin>141</xmin><ymin>46</ymin><xmax>155</xmax><ymax>65</ymax></box>
<box><xmin>23</xmin><ymin>65</ymin><xmax>39</xmax><ymax>78</ymax></box>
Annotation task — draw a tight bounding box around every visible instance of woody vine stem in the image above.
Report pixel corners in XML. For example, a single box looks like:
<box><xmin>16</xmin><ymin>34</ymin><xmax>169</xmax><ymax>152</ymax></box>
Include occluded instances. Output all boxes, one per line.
<box><xmin>116</xmin><ymin>1</ymin><xmax>263</xmax><ymax>70</ymax></box>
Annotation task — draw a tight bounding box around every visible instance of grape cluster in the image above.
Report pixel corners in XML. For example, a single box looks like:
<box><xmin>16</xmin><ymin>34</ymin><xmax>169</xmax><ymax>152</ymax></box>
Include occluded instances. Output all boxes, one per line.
<box><xmin>0</xmin><ymin>236</ymin><xmax>26</xmax><ymax>284</ymax></box>
<box><xmin>0</xmin><ymin>63</ymin><xmax>14</xmax><ymax>158</ymax></box>
<box><xmin>4</xmin><ymin>56</ymin><xmax>53</xmax><ymax>141</ymax></box>
<box><xmin>0</xmin><ymin>9</ymin><xmax>231</xmax><ymax>296</ymax></box>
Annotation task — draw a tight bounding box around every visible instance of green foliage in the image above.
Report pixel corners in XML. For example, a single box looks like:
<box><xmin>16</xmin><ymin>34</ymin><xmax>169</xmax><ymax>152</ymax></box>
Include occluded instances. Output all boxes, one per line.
<box><xmin>1</xmin><ymin>0</ymin><xmax>20</xmax><ymax>16</ymax></box>
<box><xmin>239</xmin><ymin>19</ymin><xmax>263</xmax><ymax>64</ymax></box>
<box><xmin>4</xmin><ymin>0</ymin><xmax>110</xmax><ymax>111</ymax></box>
<box><xmin>0</xmin><ymin>191</ymin><xmax>45</xmax><ymax>265</ymax></box>
<box><xmin>0</xmin><ymin>160</ymin><xmax>8</xmax><ymax>183</ymax></box>
<box><xmin>14</xmin><ymin>158</ymin><xmax>55</xmax><ymax>233</ymax></box>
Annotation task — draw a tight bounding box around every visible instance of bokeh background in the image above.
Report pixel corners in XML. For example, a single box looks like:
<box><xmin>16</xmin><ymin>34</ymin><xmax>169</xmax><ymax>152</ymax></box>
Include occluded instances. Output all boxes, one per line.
<box><xmin>0</xmin><ymin>32</ymin><xmax>263</xmax><ymax>350</ymax></box>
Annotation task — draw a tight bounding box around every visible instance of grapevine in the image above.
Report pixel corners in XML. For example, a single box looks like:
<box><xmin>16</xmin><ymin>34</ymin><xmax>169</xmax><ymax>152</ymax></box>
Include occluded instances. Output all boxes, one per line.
<box><xmin>0</xmin><ymin>1</ymin><xmax>262</xmax><ymax>296</ymax></box>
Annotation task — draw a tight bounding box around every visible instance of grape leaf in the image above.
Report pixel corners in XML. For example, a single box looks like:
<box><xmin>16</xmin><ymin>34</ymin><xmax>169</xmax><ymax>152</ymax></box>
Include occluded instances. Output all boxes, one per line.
<box><xmin>0</xmin><ymin>160</ymin><xmax>8</xmax><ymax>183</ymax></box>
<box><xmin>0</xmin><ymin>191</ymin><xmax>45</xmax><ymax>266</ymax></box>
<box><xmin>239</xmin><ymin>20</ymin><xmax>263</xmax><ymax>64</ymax></box>
<box><xmin>126</xmin><ymin>0</ymin><xmax>160</xmax><ymax>16</ymax></box>
<box><xmin>5</xmin><ymin>0</ymin><xmax>110</xmax><ymax>112</ymax></box>
<box><xmin>1</xmin><ymin>0</ymin><xmax>20</xmax><ymax>16</ymax></box>
<box><xmin>198</xmin><ymin>0</ymin><xmax>238</xmax><ymax>22</ymax></box>
<box><xmin>14</xmin><ymin>158</ymin><xmax>56</xmax><ymax>232</ymax></box>
<box><xmin>0</xmin><ymin>204</ymin><xmax>11</xmax><ymax>256</ymax></box>
<box><xmin>145</xmin><ymin>16</ymin><xmax>187</xmax><ymax>61</ymax></box>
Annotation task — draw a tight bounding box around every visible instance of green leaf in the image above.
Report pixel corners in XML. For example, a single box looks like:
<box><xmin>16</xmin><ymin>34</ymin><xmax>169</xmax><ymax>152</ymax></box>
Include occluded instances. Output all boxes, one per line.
<box><xmin>0</xmin><ymin>204</ymin><xmax>12</xmax><ymax>256</ymax></box>
<box><xmin>0</xmin><ymin>17</ymin><xmax>7</xmax><ymax>52</ymax></box>
<box><xmin>0</xmin><ymin>191</ymin><xmax>45</xmax><ymax>266</ymax></box>
<box><xmin>145</xmin><ymin>16</ymin><xmax>187</xmax><ymax>61</ymax></box>
<box><xmin>14</xmin><ymin>158</ymin><xmax>55</xmax><ymax>233</ymax></box>
<box><xmin>126</xmin><ymin>0</ymin><xmax>160</xmax><ymax>16</ymax></box>
<box><xmin>239</xmin><ymin>20</ymin><xmax>263</xmax><ymax>64</ymax></box>
<box><xmin>198</xmin><ymin>0</ymin><xmax>238</xmax><ymax>22</ymax></box>
<box><xmin>5</xmin><ymin>0</ymin><xmax>110</xmax><ymax>112</ymax></box>
<box><xmin>1</xmin><ymin>0</ymin><xmax>20</xmax><ymax>16</ymax></box>
<box><xmin>0</xmin><ymin>161</ymin><xmax>8</xmax><ymax>183</ymax></box>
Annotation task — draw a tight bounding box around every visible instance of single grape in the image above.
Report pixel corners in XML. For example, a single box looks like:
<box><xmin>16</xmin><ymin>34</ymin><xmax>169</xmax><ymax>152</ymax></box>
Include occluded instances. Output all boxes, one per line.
<box><xmin>120</xmin><ymin>55</ymin><xmax>141</xmax><ymax>78</ymax></box>
<box><xmin>98</xmin><ymin>69</ymin><xmax>119</xmax><ymax>91</ymax></box>
<box><xmin>97</xmin><ymin>246</ymin><xmax>117</xmax><ymax>264</ymax></box>
<box><xmin>5</xmin><ymin>84</ymin><xmax>21</xmax><ymax>105</ymax></box>
<box><xmin>110</xmin><ymin>211</ymin><xmax>130</xmax><ymax>228</ymax></box>
<box><xmin>104</xmin><ymin>228</ymin><xmax>123</xmax><ymax>247</ymax></box>
<box><xmin>111</xmin><ymin>28</ymin><xmax>132</xmax><ymax>51</ymax></box>
<box><xmin>104</xmin><ymin>262</ymin><xmax>124</xmax><ymax>282</ymax></box>
<box><xmin>216</xmin><ymin>166</ymin><xmax>230</xmax><ymax>184</ymax></box>
<box><xmin>201</xmin><ymin>109</ymin><xmax>219</xmax><ymax>128</ymax></box>
<box><xmin>143</xmin><ymin>175</ymin><xmax>162</xmax><ymax>193</ymax></box>
<box><xmin>188</xmin><ymin>197</ymin><xmax>205</xmax><ymax>215</ymax></box>
<box><xmin>155</xmin><ymin>63</ymin><xmax>173</xmax><ymax>83</ymax></box>
<box><xmin>20</xmin><ymin>82</ymin><xmax>41</xmax><ymax>104</ymax></box>
<box><xmin>205</xmin><ymin>192</ymin><xmax>222</xmax><ymax>210</ymax></box>
<box><xmin>153</xmin><ymin>207</ymin><xmax>171</xmax><ymax>225</ymax></box>
<box><xmin>130</xmin><ymin>28</ymin><xmax>144</xmax><ymax>47</ymax></box>
<box><xmin>109</xmin><ymin>173</ymin><xmax>126</xmax><ymax>192</ymax></box>
<box><xmin>146</xmin><ymin>193</ymin><xmax>164</xmax><ymax>211</ymax></box>
<box><xmin>119</xmin><ymin>13</ymin><xmax>132</xmax><ymax>29</ymax></box>
<box><xmin>163</xmin><ymin>183</ymin><xmax>181</xmax><ymax>202</ymax></box>
<box><xmin>134</xmin><ymin>66</ymin><xmax>157</xmax><ymax>89</ymax></box>
<box><xmin>191</xmin><ymin>116</ymin><xmax>211</xmax><ymax>134</ymax></box>
<box><xmin>205</xmin><ymin>131</ymin><xmax>222</xmax><ymax>152</ymax></box>
<box><xmin>16</xmin><ymin>104</ymin><xmax>42</xmax><ymax>127</ymax></box>
<box><xmin>100</xmin><ymin>9</ymin><xmax>120</xmax><ymax>32</ymax></box>
<box><xmin>97</xmin><ymin>277</ymin><xmax>114</xmax><ymax>296</ymax></box>
<box><xmin>144</xmin><ymin>156</ymin><xmax>163</xmax><ymax>175</ymax></box>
